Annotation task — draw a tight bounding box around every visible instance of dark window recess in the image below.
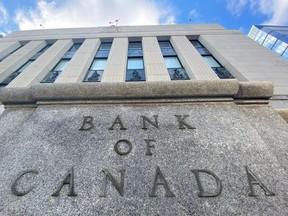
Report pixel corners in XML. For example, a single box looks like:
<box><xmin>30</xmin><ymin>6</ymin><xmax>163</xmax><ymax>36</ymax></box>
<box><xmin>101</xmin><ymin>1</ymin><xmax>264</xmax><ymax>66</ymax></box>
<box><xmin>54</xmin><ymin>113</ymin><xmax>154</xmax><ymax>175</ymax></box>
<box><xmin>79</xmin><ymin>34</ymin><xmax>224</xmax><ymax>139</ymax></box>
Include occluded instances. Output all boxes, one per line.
<box><xmin>126</xmin><ymin>42</ymin><xmax>145</xmax><ymax>82</ymax></box>
<box><xmin>42</xmin><ymin>43</ymin><xmax>82</xmax><ymax>83</ymax></box>
<box><xmin>30</xmin><ymin>44</ymin><xmax>52</xmax><ymax>60</ymax></box>
<box><xmin>159</xmin><ymin>41</ymin><xmax>189</xmax><ymax>80</ymax></box>
<box><xmin>0</xmin><ymin>45</ymin><xmax>23</xmax><ymax>62</ymax></box>
<box><xmin>0</xmin><ymin>60</ymin><xmax>34</xmax><ymax>87</ymax></box>
<box><xmin>0</xmin><ymin>43</ymin><xmax>55</xmax><ymax>87</ymax></box>
<box><xmin>42</xmin><ymin>59</ymin><xmax>69</xmax><ymax>83</ymax></box>
<box><xmin>84</xmin><ymin>42</ymin><xmax>112</xmax><ymax>82</ymax></box>
<box><xmin>191</xmin><ymin>40</ymin><xmax>234</xmax><ymax>79</ymax></box>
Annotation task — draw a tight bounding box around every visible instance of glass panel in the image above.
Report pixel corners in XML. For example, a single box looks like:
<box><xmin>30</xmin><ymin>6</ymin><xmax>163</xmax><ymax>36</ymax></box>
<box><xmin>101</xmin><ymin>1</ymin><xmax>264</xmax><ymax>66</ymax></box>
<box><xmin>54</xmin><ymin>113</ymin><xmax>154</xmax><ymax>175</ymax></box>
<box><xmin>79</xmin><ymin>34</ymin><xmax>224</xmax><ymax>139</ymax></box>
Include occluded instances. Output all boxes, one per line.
<box><xmin>18</xmin><ymin>60</ymin><xmax>34</xmax><ymax>72</ymax></box>
<box><xmin>164</xmin><ymin>57</ymin><xmax>181</xmax><ymax>68</ymax></box>
<box><xmin>203</xmin><ymin>56</ymin><xmax>221</xmax><ymax>67</ymax></box>
<box><xmin>99</xmin><ymin>43</ymin><xmax>112</xmax><ymax>50</ymax></box>
<box><xmin>90</xmin><ymin>59</ymin><xmax>107</xmax><ymax>70</ymax></box>
<box><xmin>272</xmin><ymin>40</ymin><xmax>287</xmax><ymax>55</ymax></box>
<box><xmin>84</xmin><ymin>70</ymin><xmax>104</xmax><ymax>82</ymax></box>
<box><xmin>263</xmin><ymin>35</ymin><xmax>277</xmax><ymax>49</ymax></box>
<box><xmin>42</xmin><ymin>71</ymin><xmax>62</xmax><ymax>83</ymax></box>
<box><xmin>127</xmin><ymin>58</ymin><xmax>143</xmax><ymax>69</ymax></box>
<box><xmin>31</xmin><ymin>44</ymin><xmax>52</xmax><ymax>60</ymax></box>
<box><xmin>196</xmin><ymin>47</ymin><xmax>211</xmax><ymax>55</ymax></box>
<box><xmin>0</xmin><ymin>60</ymin><xmax>34</xmax><ymax>85</ymax></box>
<box><xmin>212</xmin><ymin>67</ymin><xmax>234</xmax><ymax>79</ymax></box>
<box><xmin>159</xmin><ymin>41</ymin><xmax>171</xmax><ymax>48</ymax></box>
<box><xmin>69</xmin><ymin>43</ymin><xmax>81</xmax><ymax>51</ymax></box>
<box><xmin>54</xmin><ymin>59</ymin><xmax>70</xmax><ymax>71</ymax></box>
<box><xmin>160</xmin><ymin>48</ymin><xmax>176</xmax><ymax>56</ymax></box>
<box><xmin>255</xmin><ymin>31</ymin><xmax>267</xmax><ymax>44</ymax></box>
<box><xmin>95</xmin><ymin>50</ymin><xmax>110</xmax><ymax>58</ymax></box>
<box><xmin>129</xmin><ymin>42</ymin><xmax>142</xmax><ymax>49</ymax></box>
<box><xmin>282</xmin><ymin>49</ymin><xmax>288</xmax><ymax>60</ymax></box>
<box><xmin>128</xmin><ymin>49</ymin><xmax>143</xmax><ymax>57</ymax></box>
<box><xmin>126</xmin><ymin>69</ymin><xmax>145</xmax><ymax>81</ymax></box>
<box><xmin>168</xmin><ymin>68</ymin><xmax>189</xmax><ymax>80</ymax></box>
<box><xmin>190</xmin><ymin>40</ymin><xmax>203</xmax><ymax>48</ymax></box>
<box><xmin>63</xmin><ymin>43</ymin><xmax>82</xmax><ymax>58</ymax></box>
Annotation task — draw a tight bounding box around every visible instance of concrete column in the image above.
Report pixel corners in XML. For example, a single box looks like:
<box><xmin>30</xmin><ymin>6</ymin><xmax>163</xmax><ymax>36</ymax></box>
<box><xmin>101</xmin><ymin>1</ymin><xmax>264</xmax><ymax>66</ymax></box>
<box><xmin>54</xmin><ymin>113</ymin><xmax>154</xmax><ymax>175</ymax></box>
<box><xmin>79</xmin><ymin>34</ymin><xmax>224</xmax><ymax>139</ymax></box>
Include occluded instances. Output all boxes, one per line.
<box><xmin>0</xmin><ymin>41</ymin><xmax>21</xmax><ymax>60</ymax></box>
<box><xmin>101</xmin><ymin>37</ymin><xmax>128</xmax><ymax>82</ymax></box>
<box><xmin>142</xmin><ymin>37</ymin><xmax>170</xmax><ymax>81</ymax></box>
<box><xmin>8</xmin><ymin>40</ymin><xmax>73</xmax><ymax>87</ymax></box>
<box><xmin>170</xmin><ymin>36</ymin><xmax>219</xmax><ymax>80</ymax></box>
<box><xmin>55</xmin><ymin>39</ymin><xmax>100</xmax><ymax>83</ymax></box>
<box><xmin>0</xmin><ymin>40</ymin><xmax>46</xmax><ymax>83</ymax></box>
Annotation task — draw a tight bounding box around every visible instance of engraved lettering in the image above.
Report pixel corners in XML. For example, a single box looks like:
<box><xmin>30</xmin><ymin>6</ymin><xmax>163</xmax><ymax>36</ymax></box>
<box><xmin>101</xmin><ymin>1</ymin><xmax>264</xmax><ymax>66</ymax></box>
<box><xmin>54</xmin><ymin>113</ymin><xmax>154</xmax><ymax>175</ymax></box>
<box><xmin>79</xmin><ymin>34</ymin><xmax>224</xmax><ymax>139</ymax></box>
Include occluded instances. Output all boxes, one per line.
<box><xmin>108</xmin><ymin>115</ymin><xmax>127</xmax><ymax>130</ymax></box>
<box><xmin>52</xmin><ymin>167</ymin><xmax>77</xmax><ymax>196</ymax></box>
<box><xmin>100</xmin><ymin>169</ymin><xmax>126</xmax><ymax>197</ymax></box>
<box><xmin>245</xmin><ymin>166</ymin><xmax>275</xmax><ymax>196</ymax></box>
<box><xmin>11</xmin><ymin>170</ymin><xmax>38</xmax><ymax>196</ymax></box>
<box><xmin>175</xmin><ymin>115</ymin><xmax>196</xmax><ymax>129</ymax></box>
<box><xmin>191</xmin><ymin>169</ymin><xmax>222</xmax><ymax>197</ymax></box>
<box><xmin>141</xmin><ymin>115</ymin><xmax>159</xmax><ymax>130</ymax></box>
<box><xmin>149</xmin><ymin>166</ymin><xmax>175</xmax><ymax>197</ymax></box>
<box><xmin>145</xmin><ymin>139</ymin><xmax>156</xmax><ymax>155</ymax></box>
<box><xmin>79</xmin><ymin>116</ymin><xmax>94</xmax><ymax>131</ymax></box>
<box><xmin>114</xmin><ymin>139</ymin><xmax>132</xmax><ymax>155</ymax></box>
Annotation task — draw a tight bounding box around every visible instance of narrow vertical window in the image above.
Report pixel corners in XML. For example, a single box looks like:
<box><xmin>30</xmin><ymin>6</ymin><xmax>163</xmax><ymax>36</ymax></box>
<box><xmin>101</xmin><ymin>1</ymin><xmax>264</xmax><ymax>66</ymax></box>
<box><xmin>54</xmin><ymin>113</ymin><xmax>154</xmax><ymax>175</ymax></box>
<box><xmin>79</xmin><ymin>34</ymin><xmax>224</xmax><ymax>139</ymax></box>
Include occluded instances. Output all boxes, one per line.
<box><xmin>190</xmin><ymin>40</ymin><xmax>234</xmax><ymax>79</ymax></box>
<box><xmin>84</xmin><ymin>42</ymin><xmax>112</xmax><ymax>82</ymax></box>
<box><xmin>159</xmin><ymin>41</ymin><xmax>189</xmax><ymax>80</ymax></box>
<box><xmin>42</xmin><ymin>43</ymin><xmax>82</xmax><ymax>83</ymax></box>
<box><xmin>0</xmin><ymin>44</ymin><xmax>24</xmax><ymax>62</ymax></box>
<box><xmin>0</xmin><ymin>43</ymin><xmax>53</xmax><ymax>87</ymax></box>
<box><xmin>126</xmin><ymin>42</ymin><xmax>145</xmax><ymax>81</ymax></box>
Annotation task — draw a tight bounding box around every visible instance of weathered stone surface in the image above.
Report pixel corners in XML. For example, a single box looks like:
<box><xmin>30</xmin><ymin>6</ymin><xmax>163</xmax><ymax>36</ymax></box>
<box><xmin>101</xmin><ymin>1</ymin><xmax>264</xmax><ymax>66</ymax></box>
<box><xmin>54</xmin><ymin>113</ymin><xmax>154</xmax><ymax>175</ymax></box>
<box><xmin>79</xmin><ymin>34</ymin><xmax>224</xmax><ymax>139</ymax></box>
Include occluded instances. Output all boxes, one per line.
<box><xmin>0</xmin><ymin>80</ymin><xmax>274</xmax><ymax>106</ymax></box>
<box><xmin>235</xmin><ymin>81</ymin><xmax>273</xmax><ymax>99</ymax></box>
<box><xmin>0</xmin><ymin>102</ymin><xmax>287</xmax><ymax>215</ymax></box>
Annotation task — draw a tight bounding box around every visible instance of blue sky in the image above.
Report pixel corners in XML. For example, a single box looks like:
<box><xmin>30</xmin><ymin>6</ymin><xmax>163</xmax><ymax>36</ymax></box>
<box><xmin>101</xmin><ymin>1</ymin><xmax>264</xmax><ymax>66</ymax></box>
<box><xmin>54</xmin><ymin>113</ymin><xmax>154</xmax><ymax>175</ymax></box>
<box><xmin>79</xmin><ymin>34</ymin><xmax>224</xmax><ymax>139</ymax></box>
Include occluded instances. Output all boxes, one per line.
<box><xmin>0</xmin><ymin>0</ymin><xmax>288</xmax><ymax>36</ymax></box>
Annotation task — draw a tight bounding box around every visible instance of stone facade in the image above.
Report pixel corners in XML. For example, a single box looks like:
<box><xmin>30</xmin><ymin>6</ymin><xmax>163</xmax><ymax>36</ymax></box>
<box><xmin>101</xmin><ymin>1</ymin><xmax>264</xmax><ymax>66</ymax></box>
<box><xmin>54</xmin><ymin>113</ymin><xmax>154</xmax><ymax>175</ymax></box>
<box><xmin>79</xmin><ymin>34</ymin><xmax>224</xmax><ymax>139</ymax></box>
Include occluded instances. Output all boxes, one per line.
<box><xmin>0</xmin><ymin>24</ymin><xmax>288</xmax><ymax>215</ymax></box>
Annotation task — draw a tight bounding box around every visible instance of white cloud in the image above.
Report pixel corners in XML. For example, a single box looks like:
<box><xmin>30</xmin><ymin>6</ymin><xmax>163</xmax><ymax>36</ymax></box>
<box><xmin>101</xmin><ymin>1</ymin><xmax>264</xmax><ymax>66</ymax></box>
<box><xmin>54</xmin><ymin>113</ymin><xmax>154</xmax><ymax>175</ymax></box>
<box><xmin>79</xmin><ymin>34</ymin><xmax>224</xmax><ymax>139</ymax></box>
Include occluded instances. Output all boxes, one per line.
<box><xmin>189</xmin><ymin>9</ymin><xmax>200</xmax><ymax>19</ymax></box>
<box><xmin>226</xmin><ymin>0</ymin><xmax>248</xmax><ymax>17</ymax></box>
<box><xmin>14</xmin><ymin>0</ymin><xmax>175</xmax><ymax>30</ymax></box>
<box><xmin>226</xmin><ymin>0</ymin><xmax>288</xmax><ymax>25</ymax></box>
<box><xmin>0</xmin><ymin>3</ymin><xmax>8</xmax><ymax>25</ymax></box>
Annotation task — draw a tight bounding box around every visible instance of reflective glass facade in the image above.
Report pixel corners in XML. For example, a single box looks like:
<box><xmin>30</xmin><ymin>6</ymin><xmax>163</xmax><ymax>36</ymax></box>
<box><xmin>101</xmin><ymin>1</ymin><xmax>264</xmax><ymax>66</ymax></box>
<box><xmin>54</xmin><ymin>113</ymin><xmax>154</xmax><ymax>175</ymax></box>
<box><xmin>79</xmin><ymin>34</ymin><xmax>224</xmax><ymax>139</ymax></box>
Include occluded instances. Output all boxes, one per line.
<box><xmin>248</xmin><ymin>25</ymin><xmax>288</xmax><ymax>60</ymax></box>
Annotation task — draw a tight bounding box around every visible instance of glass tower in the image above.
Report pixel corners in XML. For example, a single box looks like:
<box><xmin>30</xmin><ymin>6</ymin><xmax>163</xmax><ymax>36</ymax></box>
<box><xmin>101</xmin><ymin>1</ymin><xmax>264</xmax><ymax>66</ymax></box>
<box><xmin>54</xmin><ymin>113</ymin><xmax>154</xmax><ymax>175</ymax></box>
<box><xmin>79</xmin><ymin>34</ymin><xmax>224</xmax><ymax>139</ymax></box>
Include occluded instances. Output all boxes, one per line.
<box><xmin>248</xmin><ymin>25</ymin><xmax>288</xmax><ymax>60</ymax></box>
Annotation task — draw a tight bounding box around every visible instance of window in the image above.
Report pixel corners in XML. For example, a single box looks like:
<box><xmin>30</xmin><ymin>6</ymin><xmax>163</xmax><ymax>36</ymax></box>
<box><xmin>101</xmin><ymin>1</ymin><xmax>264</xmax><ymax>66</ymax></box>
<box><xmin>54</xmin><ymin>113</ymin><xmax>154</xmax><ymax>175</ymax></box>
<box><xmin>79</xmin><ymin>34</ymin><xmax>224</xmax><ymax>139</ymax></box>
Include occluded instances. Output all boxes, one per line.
<box><xmin>159</xmin><ymin>41</ymin><xmax>189</xmax><ymax>80</ymax></box>
<box><xmin>84</xmin><ymin>42</ymin><xmax>112</xmax><ymax>82</ymax></box>
<box><xmin>126</xmin><ymin>42</ymin><xmax>145</xmax><ymax>82</ymax></box>
<box><xmin>0</xmin><ymin>60</ymin><xmax>34</xmax><ymax>88</ymax></box>
<box><xmin>0</xmin><ymin>43</ymin><xmax>53</xmax><ymax>87</ymax></box>
<box><xmin>42</xmin><ymin>43</ymin><xmax>82</xmax><ymax>83</ymax></box>
<box><xmin>0</xmin><ymin>45</ymin><xmax>23</xmax><ymax>62</ymax></box>
<box><xmin>190</xmin><ymin>40</ymin><xmax>234</xmax><ymax>79</ymax></box>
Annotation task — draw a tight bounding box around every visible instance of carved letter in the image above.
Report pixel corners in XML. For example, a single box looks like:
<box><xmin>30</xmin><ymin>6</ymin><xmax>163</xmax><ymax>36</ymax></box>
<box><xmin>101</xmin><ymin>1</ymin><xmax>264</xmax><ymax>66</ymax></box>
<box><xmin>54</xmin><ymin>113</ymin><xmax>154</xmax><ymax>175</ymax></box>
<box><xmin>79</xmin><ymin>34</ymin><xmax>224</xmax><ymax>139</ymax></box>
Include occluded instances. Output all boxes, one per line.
<box><xmin>100</xmin><ymin>169</ymin><xmax>126</xmax><ymax>197</ymax></box>
<box><xmin>141</xmin><ymin>115</ymin><xmax>159</xmax><ymax>130</ymax></box>
<box><xmin>114</xmin><ymin>139</ymin><xmax>132</xmax><ymax>155</ymax></box>
<box><xmin>245</xmin><ymin>166</ymin><xmax>275</xmax><ymax>196</ymax></box>
<box><xmin>149</xmin><ymin>166</ymin><xmax>175</xmax><ymax>197</ymax></box>
<box><xmin>52</xmin><ymin>167</ymin><xmax>77</xmax><ymax>196</ymax></box>
<box><xmin>108</xmin><ymin>115</ymin><xmax>127</xmax><ymax>130</ymax></box>
<box><xmin>79</xmin><ymin>116</ymin><xmax>94</xmax><ymax>130</ymax></box>
<box><xmin>145</xmin><ymin>139</ymin><xmax>156</xmax><ymax>155</ymax></box>
<box><xmin>11</xmin><ymin>170</ymin><xmax>38</xmax><ymax>196</ymax></box>
<box><xmin>191</xmin><ymin>169</ymin><xmax>222</xmax><ymax>197</ymax></box>
<box><xmin>175</xmin><ymin>115</ymin><xmax>196</xmax><ymax>129</ymax></box>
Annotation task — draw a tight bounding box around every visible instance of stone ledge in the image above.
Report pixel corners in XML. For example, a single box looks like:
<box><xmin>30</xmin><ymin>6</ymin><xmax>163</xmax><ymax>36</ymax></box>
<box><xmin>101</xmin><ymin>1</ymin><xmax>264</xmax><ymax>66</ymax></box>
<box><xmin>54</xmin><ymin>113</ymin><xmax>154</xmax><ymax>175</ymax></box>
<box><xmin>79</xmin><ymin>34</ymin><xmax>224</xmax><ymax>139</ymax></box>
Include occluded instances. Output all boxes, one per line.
<box><xmin>0</xmin><ymin>80</ymin><xmax>274</xmax><ymax>106</ymax></box>
<box><xmin>234</xmin><ymin>81</ymin><xmax>274</xmax><ymax>99</ymax></box>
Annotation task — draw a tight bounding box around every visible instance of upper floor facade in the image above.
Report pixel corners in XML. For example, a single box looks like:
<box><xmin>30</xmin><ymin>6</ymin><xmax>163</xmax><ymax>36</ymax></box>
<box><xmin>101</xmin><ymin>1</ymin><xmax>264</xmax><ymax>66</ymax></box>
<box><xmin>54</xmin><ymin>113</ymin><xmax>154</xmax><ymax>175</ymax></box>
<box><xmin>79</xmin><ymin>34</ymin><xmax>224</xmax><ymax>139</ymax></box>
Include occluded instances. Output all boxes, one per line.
<box><xmin>0</xmin><ymin>24</ymin><xmax>287</xmax><ymax>95</ymax></box>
